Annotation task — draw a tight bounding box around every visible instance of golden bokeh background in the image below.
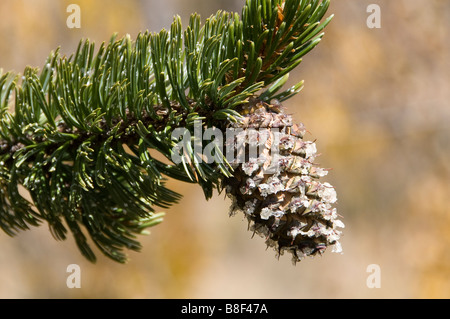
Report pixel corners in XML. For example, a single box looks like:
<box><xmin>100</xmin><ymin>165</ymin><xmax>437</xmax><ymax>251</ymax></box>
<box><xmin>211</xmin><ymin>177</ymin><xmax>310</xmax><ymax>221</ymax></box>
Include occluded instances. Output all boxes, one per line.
<box><xmin>0</xmin><ymin>0</ymin><xmax>449</xmax><ymax>298</ymax></box>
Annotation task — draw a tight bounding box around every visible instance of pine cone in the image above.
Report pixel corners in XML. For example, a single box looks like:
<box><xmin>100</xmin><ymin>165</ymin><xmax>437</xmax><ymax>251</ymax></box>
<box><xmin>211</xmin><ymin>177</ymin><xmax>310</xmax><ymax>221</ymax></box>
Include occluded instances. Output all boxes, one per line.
<box><xmin>224</xmin><ymin>100</ymin><xmax>344</xmax><ymax>264</ymax></box>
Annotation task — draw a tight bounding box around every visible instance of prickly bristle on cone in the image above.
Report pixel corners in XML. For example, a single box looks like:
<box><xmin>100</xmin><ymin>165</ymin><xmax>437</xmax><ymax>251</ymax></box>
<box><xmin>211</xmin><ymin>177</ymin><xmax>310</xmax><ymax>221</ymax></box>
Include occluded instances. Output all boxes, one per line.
<box><xmin>224</xmin><ymin>100</ymin><xmax>344</xmax><ymax>264</ymax></box>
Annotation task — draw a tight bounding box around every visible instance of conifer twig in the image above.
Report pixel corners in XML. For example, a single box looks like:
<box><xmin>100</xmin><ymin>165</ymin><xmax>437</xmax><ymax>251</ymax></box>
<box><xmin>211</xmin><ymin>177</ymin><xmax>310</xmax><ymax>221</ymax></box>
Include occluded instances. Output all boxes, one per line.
<box><xmin>0</xmin><ymin>0</ymin><xmax>334</xmax><ymax>263</ymax></box>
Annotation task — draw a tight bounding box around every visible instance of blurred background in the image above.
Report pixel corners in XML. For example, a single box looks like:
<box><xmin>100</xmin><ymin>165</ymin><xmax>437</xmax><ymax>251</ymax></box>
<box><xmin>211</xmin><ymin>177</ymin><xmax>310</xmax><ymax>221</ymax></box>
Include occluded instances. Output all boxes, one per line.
<box><xmin>0</xmin><ymin>0</ymin><xmax>449</xmax><ymax>298</ymax></box>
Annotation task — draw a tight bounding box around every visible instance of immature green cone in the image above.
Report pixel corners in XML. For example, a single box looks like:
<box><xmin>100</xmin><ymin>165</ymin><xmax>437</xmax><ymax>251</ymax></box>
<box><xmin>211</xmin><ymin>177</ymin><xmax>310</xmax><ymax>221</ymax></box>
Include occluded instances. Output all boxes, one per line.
<box><xmin>224</xmin><ymin>100</ymin><xmax>344</xmax><ymax>264</ymax></box>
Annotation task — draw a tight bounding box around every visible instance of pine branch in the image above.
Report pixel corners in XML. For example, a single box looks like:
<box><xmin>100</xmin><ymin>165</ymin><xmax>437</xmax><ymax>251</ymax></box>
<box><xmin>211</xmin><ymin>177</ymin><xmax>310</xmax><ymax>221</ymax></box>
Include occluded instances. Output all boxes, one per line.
<box><xmin>0</xmin><ymin>0</ymin><xmax>333</xmax><ymax>263</ymax></box>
